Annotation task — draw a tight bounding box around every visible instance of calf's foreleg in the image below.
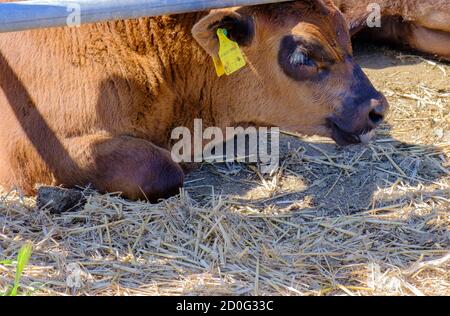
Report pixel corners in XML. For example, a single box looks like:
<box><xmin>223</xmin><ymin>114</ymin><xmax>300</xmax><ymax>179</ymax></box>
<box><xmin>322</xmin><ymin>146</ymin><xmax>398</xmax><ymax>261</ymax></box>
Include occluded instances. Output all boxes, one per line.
<box><xmin>56</xmin><ymin>133</ymin><xmax>185</xmax><ymax>201</ymax></box>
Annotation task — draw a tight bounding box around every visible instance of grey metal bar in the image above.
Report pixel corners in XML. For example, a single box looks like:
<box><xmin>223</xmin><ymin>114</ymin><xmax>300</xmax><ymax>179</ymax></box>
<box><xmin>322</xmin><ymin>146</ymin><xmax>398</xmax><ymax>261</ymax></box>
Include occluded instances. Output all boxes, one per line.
<box><xmin>0</xmin><ymin>0</ymin><xmax>291</xmax><ymax>33</ymax></box>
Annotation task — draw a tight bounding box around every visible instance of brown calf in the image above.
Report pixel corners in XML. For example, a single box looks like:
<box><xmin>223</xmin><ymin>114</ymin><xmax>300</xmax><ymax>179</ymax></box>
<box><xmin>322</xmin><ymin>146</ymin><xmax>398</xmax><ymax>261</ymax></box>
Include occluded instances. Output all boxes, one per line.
<box><xmin>334</xmin><ymin>0</ymin><xmax>450</xmax><ymax>60</ymax></box>
<box><xmin>0</xmin><ymin>0</ymin><xmax>388</xmax><ymax>201</ymax></box>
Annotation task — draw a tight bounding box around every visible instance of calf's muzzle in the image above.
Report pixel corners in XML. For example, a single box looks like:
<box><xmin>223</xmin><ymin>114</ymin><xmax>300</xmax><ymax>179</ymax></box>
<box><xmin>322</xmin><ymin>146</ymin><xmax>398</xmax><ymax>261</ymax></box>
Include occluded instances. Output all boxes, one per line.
<box><xmin>328</xmin><ymin>60</ymin><xmax>389</xmax><ymax>146</ymax></box>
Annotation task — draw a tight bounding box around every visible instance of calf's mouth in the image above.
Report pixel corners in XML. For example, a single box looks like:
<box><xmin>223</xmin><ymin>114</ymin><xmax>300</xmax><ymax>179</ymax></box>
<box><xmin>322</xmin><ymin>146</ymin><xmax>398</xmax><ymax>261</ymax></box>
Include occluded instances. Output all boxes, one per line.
<box><xmin>326</xmin><ymin>118</ymin><xmax>377</xmax><ymax>147</ymax></box>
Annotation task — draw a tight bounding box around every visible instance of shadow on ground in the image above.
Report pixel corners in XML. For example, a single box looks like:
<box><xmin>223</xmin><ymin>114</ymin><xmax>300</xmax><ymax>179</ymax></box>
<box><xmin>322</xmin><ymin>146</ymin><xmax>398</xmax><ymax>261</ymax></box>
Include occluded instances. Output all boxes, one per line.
<box><xmin>185</xmin><ymin>125</ymin><xmax>448</xmax><ymax>217</ymax></box>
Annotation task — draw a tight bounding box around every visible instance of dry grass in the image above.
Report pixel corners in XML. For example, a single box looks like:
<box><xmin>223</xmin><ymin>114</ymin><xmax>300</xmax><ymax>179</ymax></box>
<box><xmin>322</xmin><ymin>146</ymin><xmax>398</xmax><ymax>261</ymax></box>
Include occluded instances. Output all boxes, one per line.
<box><xmin>0</xmin><ymin>46</ymin><xmax>449</xmax><ymax>296</ymax></box>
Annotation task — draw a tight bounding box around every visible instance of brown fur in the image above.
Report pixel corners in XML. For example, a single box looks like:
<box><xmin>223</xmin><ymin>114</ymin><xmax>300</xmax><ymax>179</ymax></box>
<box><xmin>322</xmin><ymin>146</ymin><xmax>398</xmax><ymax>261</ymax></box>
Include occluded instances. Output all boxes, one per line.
<box><xmin>0</xmin><ymin>0</ymin><xmax>387</xmax><ymax>201</ymax></box>
<box><xmin>334</xmin><ymin>0</ymin><xmax>450</xmax><ymax>60</ymax></box>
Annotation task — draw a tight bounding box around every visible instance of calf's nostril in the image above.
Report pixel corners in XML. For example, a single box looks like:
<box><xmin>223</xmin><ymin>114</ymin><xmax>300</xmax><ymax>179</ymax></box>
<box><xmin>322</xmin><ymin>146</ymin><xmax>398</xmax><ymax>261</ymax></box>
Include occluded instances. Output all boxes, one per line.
<box><xmin>369</xmin><ymin>110</ymin><xmax>384</xmax><ymax>125</ymax></box>
<box><xmin>368</xmin><ymin>96</ymin><xmax>388</xmax><ymax>126</ymax></box>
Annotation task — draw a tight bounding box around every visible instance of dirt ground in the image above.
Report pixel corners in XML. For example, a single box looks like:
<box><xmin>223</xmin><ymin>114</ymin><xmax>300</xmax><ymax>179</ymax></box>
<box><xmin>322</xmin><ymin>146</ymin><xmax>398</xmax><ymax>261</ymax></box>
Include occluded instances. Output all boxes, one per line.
<box><xmin>0</xmin><ymin>43</ymin><xmax>449</xmax><ymax>296</ymax></box>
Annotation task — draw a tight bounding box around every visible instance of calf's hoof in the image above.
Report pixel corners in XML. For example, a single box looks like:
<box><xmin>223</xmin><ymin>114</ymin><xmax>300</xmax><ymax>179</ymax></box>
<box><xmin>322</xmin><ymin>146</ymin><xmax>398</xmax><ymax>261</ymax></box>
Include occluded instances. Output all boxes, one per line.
<box><xmin>37</xmin><ymin>186</ymin><xmax>86</xmax><ymax>214</ymax></box>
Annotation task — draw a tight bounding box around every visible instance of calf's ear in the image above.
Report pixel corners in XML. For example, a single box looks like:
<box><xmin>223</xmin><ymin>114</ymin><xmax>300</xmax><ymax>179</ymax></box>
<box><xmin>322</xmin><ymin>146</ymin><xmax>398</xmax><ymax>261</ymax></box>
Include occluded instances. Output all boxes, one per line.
<box><xmin>192</xmin><ymin>9</ymin><xmax>255</xmax><ymax>56</ymax></box>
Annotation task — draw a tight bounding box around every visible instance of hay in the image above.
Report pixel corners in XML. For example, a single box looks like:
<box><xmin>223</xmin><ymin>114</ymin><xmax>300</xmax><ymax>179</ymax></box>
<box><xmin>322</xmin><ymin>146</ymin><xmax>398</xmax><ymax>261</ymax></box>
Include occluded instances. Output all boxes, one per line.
<box><xmin>0</xmin><ymin>46</ymin><xmax>449</xmax><ymax>296</ymax></box>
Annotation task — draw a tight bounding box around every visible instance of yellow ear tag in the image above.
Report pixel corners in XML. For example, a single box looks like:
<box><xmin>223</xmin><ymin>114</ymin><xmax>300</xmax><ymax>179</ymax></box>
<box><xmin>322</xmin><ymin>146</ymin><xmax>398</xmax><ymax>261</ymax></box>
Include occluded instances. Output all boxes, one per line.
<box><xmin>215</xmin><ymin>28</ymin><xmax>246</xmax><ymax>76</ymax></box>
<box><xmin>212</xmin><ymin>54</ymin><xmax>225</xmax><ymax>77</ymax></box>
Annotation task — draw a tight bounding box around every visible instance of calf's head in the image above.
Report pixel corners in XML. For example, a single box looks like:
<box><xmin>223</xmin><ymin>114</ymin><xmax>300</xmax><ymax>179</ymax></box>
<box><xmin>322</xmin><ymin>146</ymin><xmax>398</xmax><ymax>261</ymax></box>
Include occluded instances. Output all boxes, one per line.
<box><xmin>192</xmin><ymin>0</ymin><xmax>388</xmax><ymax>146</ymax></box>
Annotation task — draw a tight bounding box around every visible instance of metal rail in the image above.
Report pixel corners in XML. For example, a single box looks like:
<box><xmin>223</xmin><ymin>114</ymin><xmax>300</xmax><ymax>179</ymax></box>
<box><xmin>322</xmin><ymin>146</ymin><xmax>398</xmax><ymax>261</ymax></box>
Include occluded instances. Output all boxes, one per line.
<box><xmin>0</xmin><ymin>0</ymin><xmax>291</xmax><ymax>33</ymax></box>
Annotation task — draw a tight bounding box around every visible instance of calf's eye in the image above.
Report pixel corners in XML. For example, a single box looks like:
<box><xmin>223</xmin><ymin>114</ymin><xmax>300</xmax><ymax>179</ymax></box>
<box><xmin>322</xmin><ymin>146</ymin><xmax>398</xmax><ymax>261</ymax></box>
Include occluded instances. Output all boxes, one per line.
<box><xmin>278</xmin><ymin>36</ymin><xmax>319</xmax><ymax>82</ymax></box>
<box><xmin>289</xmin><ymin>48</ymin><xmax>316</xmax><ymax>68</ymax></box>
